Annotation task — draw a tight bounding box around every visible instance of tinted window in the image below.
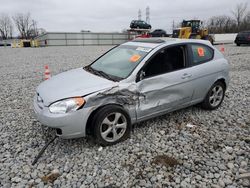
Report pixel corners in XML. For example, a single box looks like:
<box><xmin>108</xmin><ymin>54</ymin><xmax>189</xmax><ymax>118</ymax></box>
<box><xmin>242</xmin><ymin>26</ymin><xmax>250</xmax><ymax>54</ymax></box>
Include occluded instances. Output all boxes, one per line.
<box><xmin>143</xmin><ymin>45</ymin><xmax>186</xmax><ymax>78</ymax></box>
<box><xmin>191</xmin><ymin>44</ymin><xmax>213</xmax><ymax>64</ymax></box>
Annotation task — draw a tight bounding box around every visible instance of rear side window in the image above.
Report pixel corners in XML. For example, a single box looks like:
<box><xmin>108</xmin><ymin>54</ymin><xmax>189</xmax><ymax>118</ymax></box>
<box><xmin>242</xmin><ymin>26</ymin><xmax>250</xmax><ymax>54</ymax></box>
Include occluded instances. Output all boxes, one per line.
<box><xmin>191</xmin><ymin>44</ymin><xmax>214</xmax><ymax>65</ymax></box>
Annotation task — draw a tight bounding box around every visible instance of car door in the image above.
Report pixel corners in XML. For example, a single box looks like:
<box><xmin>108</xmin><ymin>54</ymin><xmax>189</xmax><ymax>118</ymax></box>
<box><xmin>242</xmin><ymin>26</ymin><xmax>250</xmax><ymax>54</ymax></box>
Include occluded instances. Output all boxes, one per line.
<box><xmin>135</xmin><ymin>44</ymin><xmax>195</xmax><ymax>120</ymax></box>
<box><xmin>187</xmin><ymin>43</ymin><xmax>220</xmax><ymax>104</ymax></box>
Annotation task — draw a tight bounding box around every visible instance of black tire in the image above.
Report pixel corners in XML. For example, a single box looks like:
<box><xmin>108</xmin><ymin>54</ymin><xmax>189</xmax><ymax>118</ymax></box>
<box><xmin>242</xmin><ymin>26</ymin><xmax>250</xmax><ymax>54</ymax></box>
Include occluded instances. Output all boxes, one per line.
<box><xmin>92</xmin><ymin>105</ymin><xmax>131</xmax><ymax>146</ymax></box>
<box><xmin>207</xmin><ymin>36</ymin><xmax>214</xmax><ymax>45</ymax></box>
<box><xmin>201</xmin><ymin>81</ymin><xmax>226</xmax><ymax>110</ymax></box>
<box><xmin>236</xmin><ymin>43</ymin><xmax>240</xmax><ymax>46</ymax></box>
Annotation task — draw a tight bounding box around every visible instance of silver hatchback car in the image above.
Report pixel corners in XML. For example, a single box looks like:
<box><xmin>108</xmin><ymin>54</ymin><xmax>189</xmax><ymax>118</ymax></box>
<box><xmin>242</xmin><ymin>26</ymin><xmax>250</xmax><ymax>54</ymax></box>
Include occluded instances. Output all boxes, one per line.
<box><xmin>34</xmin><ymin>38</ymin><xmax>229</xmax><ymax>145</ymax></box>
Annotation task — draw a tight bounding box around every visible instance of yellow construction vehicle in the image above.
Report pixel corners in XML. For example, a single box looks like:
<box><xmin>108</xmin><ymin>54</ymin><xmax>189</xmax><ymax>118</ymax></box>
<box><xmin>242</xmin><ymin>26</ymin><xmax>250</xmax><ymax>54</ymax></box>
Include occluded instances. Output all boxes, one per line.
<box><xmin>172</xmin><ymin>20</ymin><xmax>214</xmax><ymax>44</ymax></box>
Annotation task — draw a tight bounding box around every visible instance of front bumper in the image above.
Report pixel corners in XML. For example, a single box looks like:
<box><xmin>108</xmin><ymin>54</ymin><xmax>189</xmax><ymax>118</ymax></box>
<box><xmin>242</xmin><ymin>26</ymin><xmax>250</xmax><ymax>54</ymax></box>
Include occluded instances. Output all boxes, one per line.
<box><xmin>33</xmin><ymin>97</ymin><xmax>91</xmax><ymax>139</ymax></box>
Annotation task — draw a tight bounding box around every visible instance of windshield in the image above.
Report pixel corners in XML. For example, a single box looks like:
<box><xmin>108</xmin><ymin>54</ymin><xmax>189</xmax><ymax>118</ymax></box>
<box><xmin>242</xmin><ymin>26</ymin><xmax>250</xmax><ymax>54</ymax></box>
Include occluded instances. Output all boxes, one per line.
<box><xmin>90</xmin><ymin>45</ymin><xmax>151</xmax><ymax>80</ymax></box>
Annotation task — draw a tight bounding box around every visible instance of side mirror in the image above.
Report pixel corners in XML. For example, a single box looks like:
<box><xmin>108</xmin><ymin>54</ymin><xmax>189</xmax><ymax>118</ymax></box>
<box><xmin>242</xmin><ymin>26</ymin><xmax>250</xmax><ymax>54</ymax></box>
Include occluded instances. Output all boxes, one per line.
<box><xmin>137</xmin><ymin>70</ymin><xmax>145</xmax><ymax>82</ymax></box>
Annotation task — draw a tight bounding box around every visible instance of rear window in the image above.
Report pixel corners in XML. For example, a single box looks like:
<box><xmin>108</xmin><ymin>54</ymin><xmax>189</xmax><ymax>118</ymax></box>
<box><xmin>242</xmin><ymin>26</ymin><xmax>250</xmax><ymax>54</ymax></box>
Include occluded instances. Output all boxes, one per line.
<box><xmin>191</xmin><ymin>44</ymin><xmax>214</xmax><ymax>65</ymax></box>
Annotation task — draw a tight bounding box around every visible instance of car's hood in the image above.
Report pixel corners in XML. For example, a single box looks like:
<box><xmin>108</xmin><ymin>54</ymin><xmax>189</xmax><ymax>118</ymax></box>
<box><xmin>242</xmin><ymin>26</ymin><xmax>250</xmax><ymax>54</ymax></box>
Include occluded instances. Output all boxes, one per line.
<box><xmin>37</xmin><ymin>68</ymin><xmax>115</xmax><ymax>106</ymax></box>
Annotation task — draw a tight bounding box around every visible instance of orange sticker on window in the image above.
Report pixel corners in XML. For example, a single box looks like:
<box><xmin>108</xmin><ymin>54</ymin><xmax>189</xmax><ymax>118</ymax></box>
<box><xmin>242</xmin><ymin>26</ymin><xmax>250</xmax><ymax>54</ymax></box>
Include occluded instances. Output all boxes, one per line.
<box><xmin>197</xmin><ymin>47</ymin><xmax>205</xmax><ymax>57</ymax></box>
<box><xmin>130</xmin><ymin>54</ymin><xmax>141</xmax><ymax>63</ymax></box>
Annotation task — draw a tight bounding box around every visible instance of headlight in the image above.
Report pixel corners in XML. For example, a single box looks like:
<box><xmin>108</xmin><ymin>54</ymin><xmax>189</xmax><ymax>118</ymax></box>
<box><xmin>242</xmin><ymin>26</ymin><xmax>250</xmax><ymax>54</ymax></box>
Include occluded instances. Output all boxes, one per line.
<box><xmin>49</xmin><ymin>97</ymin><xmax>85</xmax><ymax>114</ymax></box>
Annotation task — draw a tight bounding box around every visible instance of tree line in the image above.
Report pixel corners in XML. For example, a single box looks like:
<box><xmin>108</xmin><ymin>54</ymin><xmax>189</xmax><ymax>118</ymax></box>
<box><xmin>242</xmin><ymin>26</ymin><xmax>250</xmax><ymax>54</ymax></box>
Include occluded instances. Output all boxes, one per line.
<box><xmin>0</xmin><ymin>3</ymin><xmax>249</xmax><ymax>39</ymax></box>
<box><xmin>0</xmin><ymin>13</ymin><xmax>42</xmax><ymax>40</ymax></box>
<box><xmin>206</xmin><ymin>3</ymin><xmax>250</xmax><ymax>34</ymax></box>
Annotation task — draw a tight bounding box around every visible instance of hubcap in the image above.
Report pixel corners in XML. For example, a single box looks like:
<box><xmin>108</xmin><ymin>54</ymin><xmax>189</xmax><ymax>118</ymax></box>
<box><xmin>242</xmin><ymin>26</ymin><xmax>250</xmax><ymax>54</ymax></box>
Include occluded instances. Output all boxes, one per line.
<box><xmin>209</xmin><ymin>85</ymin><xmax>224</xmax><ymax>107</ymax></box>
<box><xmin>100</xmin><ymin>112</ymin><xmax>127</xmax><ymax>142</ymax></box>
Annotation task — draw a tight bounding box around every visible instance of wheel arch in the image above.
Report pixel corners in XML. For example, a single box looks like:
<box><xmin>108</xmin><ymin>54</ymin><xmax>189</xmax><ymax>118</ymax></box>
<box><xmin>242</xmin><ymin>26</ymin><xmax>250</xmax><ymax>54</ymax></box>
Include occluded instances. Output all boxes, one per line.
<box><xmin>85</xmin><ymin>103</ymin><xmax>131</xmax><ymax>136</ymax></box>
<box><xmin>216</xmin><ymin>78</ymin><xmax>227</xmax><ymax>90</ymax></box>
<box><xmin>202</xmin><ymin>77</ymin><xmax>227</xmax><ymax>102</ymax></box>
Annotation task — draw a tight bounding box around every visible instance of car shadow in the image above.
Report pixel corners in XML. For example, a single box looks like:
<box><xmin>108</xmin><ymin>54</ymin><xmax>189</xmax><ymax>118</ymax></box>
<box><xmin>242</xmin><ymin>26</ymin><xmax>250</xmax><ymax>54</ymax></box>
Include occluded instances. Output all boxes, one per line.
<box><xmin>31</xmin><ymin>104</ymin><xmax>214</xmax><ymax>164</ymax></box>
<box><xmin>132</xmin><ymin>105</ymin><xmax>203</xmax><ymax>130</ymax></box>
<box><xmin>46</xmin><ymin>105</ymin><xmax>204</xmax><ymax>147</ymax></box>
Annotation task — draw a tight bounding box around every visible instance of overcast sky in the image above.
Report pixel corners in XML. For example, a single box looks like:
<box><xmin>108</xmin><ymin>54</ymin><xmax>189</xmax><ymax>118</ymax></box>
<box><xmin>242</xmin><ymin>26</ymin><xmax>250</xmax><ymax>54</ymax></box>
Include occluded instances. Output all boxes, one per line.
<box><xmin>0</xmin><ymin>0</ymin><xmax>249</xmax><ymax>33</ymax></box>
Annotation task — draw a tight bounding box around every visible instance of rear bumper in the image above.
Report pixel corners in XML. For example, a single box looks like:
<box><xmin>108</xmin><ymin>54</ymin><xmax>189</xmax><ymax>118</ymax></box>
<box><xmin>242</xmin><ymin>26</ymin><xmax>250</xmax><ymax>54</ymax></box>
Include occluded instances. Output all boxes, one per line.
<box><xmin>33</xmin><ymin>97</ymin><xmax>92</xmax><ymax>139</ymax></box>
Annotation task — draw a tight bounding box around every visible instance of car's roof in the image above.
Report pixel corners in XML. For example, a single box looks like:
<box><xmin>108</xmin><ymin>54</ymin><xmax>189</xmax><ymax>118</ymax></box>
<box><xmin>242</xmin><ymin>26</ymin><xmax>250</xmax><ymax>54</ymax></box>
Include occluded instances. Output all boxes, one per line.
<box><xmin>132</xmin><ymin>20</ymin><xmax>143</xmax><ymax>22</ymax></box>
<box><xmin>123</xmin><ymin>38</ymin><xmax>212</xmax><ymax>49</ymax></box>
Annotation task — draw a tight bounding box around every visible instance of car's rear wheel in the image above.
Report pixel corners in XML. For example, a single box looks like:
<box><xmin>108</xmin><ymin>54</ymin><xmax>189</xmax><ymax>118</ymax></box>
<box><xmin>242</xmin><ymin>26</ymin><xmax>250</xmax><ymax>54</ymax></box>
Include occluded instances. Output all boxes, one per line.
<box><xmin>201</xmin><ymin>81</ymin><xmax>225</xmax><ymax>110</ymax></box>
<box><xmin>92</xmin><ymin>105</ymin><xmax>131</xmax><ymax>146</ymax></box>
<box><xmin>236</xmin><ymin>43</ymin><xmax>240</xmax><ymax>46</ymax></box>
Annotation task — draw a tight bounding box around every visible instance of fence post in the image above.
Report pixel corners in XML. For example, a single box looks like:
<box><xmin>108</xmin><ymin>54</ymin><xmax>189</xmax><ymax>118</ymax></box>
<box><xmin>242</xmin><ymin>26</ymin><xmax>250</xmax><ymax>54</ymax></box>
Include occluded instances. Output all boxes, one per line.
<box><xmin>65</xmin><ymin>33</ymin><xmax>67</xmax><ymax>46</ymax></box>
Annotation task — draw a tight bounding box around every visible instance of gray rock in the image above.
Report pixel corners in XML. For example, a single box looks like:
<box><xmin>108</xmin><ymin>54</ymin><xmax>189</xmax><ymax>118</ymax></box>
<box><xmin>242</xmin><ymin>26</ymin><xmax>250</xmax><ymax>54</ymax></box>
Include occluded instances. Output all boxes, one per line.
<box><xmin>240</xmin><ymin>161</ymin><xmax>247</xmax><ymax>168</ymax></box>
<box><xmin>239</xmin><ymin>168</ymin><xmax>247</xmax><ymax>174</ymax></box>
<box><xmin>218</xmin><ymin>164</ymin><xmax>227</xmax><ymax>170</ymax></box>
<box><xmin>239</xmin><ymin>173</ymin><xmax>250</xmax><ymax>179</ymax></box>
<box><xmin>22</xmin><ymin>165</ymin><xmax>30</xmax><ymax>173</ymax></box>
<box><xmin>225</xmin><ymin>146</ymin><xmax>234</xmax><ymax>154</ymax></box>
<box><xmin>214</xmin><ymin>173</ymin><xmax>220</xmax><ymax>179</ymax></box>
<box><xmin>223</xmin><ymin>178</ymin><xmax>233</xmax><ymax>185</ymax></box>
<box><xmin>195</xmin><ymin>175</ymin><xmax>202</xmax><ymax>180</ymax></box>
<box><xmin>175</xmin><ymin>177</ymin><xmax>181</xmax><ymax>184</ymax></box>
<box><xmin>227</xmin><ymin>163</ymin><xmax>234</xmax><ymax>169</ymax></box>
<box><xmin>180</xmin><ymin>180</ymin><xmax>188</xmax><ymax>188</ymax></box>
<box><xmin>218</xmin><ymin>179</ymin><xmax>225</xmax><ymax>187</ymax></box>
<box><xmin>242</xmin><ymin>179</ymin><xmax>250</xmax><ymax>187</ymax></box>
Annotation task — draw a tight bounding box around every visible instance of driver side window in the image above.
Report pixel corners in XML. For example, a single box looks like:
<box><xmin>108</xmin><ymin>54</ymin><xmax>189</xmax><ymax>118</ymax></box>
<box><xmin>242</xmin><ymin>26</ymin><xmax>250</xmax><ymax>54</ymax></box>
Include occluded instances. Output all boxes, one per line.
<box><xmin>142</xmin><ymin>45</ymin><xmax>187</xmax><ymax>79</ymax></box>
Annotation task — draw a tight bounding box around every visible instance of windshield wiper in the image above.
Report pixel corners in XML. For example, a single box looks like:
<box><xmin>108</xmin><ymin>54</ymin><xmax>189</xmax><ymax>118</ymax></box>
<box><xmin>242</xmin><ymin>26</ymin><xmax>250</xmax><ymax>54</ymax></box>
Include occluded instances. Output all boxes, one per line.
<box><xmin>84</xmin><ymin>66</ymin><xmax>121</xmax><ymax>82</ymax></box>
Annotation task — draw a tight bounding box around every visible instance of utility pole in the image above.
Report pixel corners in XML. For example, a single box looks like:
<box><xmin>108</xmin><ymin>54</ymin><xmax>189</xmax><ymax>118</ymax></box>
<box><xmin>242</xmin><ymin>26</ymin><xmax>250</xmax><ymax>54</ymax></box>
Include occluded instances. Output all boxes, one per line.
<box><xmin>146</xmin><ymin>6</ymin><xmax>150</xmax><ymax>24</ymax></box>
<box><xmin>138</xmin><ymin>9</ymin><xmax>142</xmax><ymax>20</ymax></box>
<box><xmin>172</xmin><ymin>20</ymin><xmax>175</xmax><ymax>31</ymax></box>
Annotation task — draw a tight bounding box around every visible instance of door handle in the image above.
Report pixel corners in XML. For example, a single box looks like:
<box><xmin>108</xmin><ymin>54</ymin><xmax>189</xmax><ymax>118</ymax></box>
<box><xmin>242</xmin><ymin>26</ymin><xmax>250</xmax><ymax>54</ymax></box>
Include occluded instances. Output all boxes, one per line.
<box><xmin>182</xmin><ymin>73</ymin><xmax>192</xmax><ymax>79</ymax></box>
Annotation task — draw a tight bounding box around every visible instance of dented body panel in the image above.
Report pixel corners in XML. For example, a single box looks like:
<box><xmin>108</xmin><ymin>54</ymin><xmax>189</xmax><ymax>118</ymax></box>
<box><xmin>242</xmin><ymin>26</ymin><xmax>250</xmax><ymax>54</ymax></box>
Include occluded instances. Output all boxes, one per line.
<box><xmin>135</xmin><ymin>68</ymin><xmax>194</xmax><ymax>121</ymax></box>
<box><xmin>34</xmin><ymin>38</ymin><xmax>229</xmax><ymax>139</ymax></box>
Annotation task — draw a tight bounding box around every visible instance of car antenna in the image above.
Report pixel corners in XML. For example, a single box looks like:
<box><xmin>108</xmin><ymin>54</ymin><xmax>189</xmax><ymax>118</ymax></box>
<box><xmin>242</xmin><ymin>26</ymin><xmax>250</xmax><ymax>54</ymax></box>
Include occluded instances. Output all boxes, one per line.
<box><xmin>32</xmin><ymin>136</ymin><xmax>58</xmax><ymax>165</ymax></box>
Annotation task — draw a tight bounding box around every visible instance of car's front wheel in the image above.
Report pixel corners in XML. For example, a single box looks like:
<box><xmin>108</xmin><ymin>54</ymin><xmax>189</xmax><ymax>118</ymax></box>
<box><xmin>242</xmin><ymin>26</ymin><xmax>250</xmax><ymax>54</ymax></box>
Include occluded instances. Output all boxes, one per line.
<box><xmin>92</xmin><ymin>105</ymin><xmax>131</xmax><ymax>146</ymax></box>
<box><xmin>201</xmin><ymin>81</ymin><xmax>226</xmax><ymax>110</ymax></box>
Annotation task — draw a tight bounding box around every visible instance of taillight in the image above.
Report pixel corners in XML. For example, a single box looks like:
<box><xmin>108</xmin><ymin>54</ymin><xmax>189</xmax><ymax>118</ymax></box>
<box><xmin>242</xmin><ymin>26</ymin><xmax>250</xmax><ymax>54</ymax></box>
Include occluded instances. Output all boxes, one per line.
<box><xmin>248</xmin><ymin>35</ymin><xmax>250</xmax><ymax>40</ymax></box>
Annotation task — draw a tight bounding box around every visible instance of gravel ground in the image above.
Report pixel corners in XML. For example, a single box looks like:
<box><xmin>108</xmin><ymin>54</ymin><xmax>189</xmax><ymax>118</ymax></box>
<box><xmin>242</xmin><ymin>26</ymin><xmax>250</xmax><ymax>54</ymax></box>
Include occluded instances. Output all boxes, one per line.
<box><xmin>0</xmin><ymin>44</ymin><xmax>249</xmax><ymax>188</ymax></box>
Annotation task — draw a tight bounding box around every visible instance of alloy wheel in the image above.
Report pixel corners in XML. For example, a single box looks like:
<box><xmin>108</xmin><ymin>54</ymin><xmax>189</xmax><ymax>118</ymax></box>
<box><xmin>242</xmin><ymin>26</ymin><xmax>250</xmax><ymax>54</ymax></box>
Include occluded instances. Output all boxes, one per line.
<box><xmin>209</xmin><ymin>85</ymin><xmax>224</xmax><ymax>107</ymax></box>
<box><xmin>100</xmin><ymin>112</ymin><xmax>127</xmax><ymax>142</ymax></box>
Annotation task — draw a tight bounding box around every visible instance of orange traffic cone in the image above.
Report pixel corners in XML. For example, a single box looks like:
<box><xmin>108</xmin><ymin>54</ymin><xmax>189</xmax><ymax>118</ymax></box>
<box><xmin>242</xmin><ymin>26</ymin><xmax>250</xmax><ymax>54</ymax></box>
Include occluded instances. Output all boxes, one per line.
<box><xmin>44</xmin><ymin>65</ymin><xmax>51</xmax><ymax>80</ymax></box>
<box><xmin>220</xmin><ymin>44</ymin><xmax>225</xmax><ymax>53</ymax></box>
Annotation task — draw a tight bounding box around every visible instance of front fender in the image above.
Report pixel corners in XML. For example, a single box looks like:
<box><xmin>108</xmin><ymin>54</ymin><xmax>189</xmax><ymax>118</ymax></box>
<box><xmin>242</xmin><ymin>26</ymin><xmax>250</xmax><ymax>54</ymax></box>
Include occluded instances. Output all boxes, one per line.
<box><xmin>84</xmin><ymin>84</ymin><xmax>140</xmax><ymax>124</ymax></box>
